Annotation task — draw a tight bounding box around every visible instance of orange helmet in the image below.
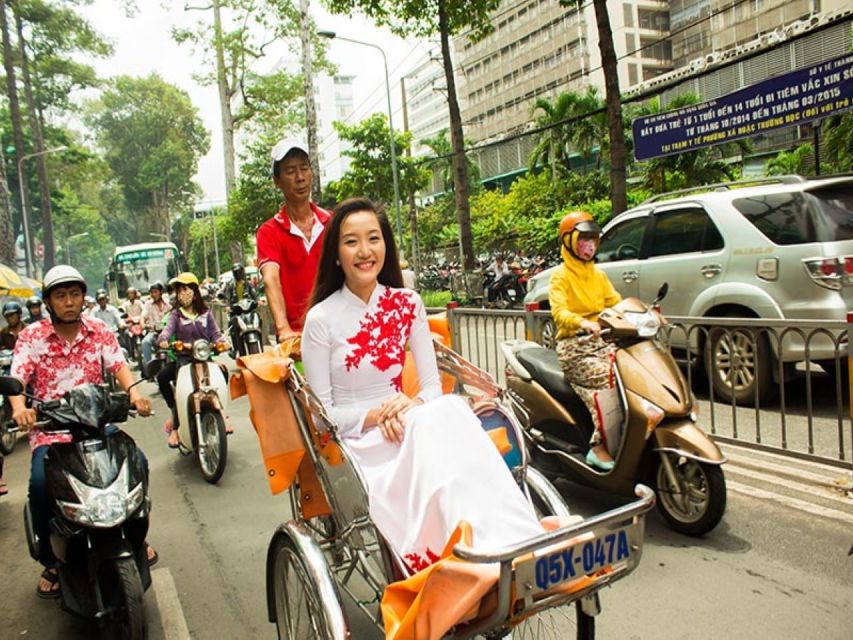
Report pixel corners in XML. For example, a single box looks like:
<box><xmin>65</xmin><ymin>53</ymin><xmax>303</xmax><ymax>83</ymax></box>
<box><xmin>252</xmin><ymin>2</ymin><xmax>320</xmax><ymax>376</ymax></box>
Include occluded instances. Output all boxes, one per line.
<box><xmin>558</xmin><ymin>211</ymin><xmax>601</xmax><ymax>261</ymax></box>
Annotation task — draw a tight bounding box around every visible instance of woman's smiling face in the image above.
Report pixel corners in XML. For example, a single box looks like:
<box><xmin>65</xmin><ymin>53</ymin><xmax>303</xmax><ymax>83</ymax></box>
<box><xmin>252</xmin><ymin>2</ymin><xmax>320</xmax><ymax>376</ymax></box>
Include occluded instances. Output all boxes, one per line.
<box><xmin>338</xmin><ymin>210</ymin><xmax>386</xmax><ymax>291</ymax></box>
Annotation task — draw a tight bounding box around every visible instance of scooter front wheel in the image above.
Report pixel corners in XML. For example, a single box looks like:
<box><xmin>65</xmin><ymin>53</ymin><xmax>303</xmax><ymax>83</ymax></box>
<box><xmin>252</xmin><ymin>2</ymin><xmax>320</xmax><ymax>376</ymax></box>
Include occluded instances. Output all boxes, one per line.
<box><xmin>0</xmin><ymin>403</ymin><xmax>16</xmax><ymax>455</ymax></box>
<box><xmin>655</xmin><ymin>453</ymin><xmax>726</xmax><ymax>536</ymax></box>
<box><xmin>97</xmin><ymin>556</ymin><xmax>146</xmax><ymax>640</ymax></box>
<box><xmin>197</xmin><ymin>408</ymin><xmax>228</xmax><ymax>484</ymax></box>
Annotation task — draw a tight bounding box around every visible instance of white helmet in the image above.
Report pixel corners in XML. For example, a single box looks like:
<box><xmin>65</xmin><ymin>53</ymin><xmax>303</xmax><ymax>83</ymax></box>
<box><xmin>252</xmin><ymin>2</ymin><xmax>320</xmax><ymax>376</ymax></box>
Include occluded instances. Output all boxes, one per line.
<box><xmin>43</xmin><ymin>265</ymin><xmax>87</xmax><ymax>296</ymax></box>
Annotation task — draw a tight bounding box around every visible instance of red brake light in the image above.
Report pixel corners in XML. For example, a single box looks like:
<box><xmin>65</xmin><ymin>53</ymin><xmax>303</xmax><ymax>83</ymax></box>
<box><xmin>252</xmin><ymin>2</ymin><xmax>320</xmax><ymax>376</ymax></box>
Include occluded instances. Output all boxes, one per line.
<box><xmin>819</xmin><ymin>260</ymin><xmax>837</xmax><ymax>276</ymax></box>
<box><xmin>844</xmin><ymin>256</ymin><xmax>853</xmax><ymax>275</ymax></box>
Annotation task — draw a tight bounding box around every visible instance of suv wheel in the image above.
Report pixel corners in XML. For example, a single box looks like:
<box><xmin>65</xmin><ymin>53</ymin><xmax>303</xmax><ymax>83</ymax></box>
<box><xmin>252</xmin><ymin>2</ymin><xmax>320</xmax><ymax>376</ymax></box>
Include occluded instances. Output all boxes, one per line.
<box><xmin>705</xmin><ymin>323</ymin><xmax>774</xmax><ymax>406</ymax></box>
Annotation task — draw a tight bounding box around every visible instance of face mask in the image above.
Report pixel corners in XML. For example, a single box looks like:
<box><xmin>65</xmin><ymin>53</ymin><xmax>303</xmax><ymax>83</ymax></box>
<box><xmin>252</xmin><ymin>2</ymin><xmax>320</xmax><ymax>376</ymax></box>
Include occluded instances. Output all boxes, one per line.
<box><xmin>575</xmin><ymin>238</ymin><xmax>598</xmax><ymax>261</ymax></box>
<box><xmin>177</xmin><ymin>290</ymin><xmax>195</xmax><ymax>308</ymax></box>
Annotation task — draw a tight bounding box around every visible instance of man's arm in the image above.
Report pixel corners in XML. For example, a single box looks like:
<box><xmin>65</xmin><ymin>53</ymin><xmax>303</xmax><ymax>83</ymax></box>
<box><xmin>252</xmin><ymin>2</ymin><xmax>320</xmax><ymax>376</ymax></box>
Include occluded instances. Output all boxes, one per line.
<box><xmin>260</xmin><ymin>264</ymin><xmax>297</xmax><ymax>341</ymax></box>
<box><xmin>115</xmin><ymin>364</ymin><xmax>151</xmax><ymax>416</ymax></box>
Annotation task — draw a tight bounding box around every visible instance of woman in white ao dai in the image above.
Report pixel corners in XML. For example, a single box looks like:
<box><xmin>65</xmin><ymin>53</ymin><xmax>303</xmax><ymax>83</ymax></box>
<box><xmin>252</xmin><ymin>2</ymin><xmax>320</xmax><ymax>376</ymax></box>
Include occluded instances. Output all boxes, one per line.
<box><xmin>302</xmin><ymin>197</ymin><xmax>541</xmax><ymax>574</ymax></box>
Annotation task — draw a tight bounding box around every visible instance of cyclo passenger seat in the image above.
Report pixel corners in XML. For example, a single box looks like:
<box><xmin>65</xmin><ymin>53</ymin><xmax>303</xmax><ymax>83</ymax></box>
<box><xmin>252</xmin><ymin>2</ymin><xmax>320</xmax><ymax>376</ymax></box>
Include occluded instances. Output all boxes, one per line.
<box><xmin>515</xmin><ymin>346</ymin><xmax>595</xmax><ymax>434</ymax></box>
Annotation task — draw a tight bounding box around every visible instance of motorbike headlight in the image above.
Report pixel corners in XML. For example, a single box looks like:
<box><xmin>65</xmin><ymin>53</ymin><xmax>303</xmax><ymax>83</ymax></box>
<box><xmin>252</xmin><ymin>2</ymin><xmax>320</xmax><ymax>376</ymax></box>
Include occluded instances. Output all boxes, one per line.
<box><xmin>192</xmin><ymin>339</ymin><xmax>212</xmax><ymax>361</ymax></box>
<box><xmin>623</xmin><ymin>311</ymin><xmax>661</xmax><ymax>337</ymax></box>
<box><xmin>57</xmin><ymin>463</ymin><xmax>133</xmax><ymax>528</ymax></box>
<box><xmin>0</xmin><ymin>354</ymin><xmax>12</xmax><ymax>366</ymax></box>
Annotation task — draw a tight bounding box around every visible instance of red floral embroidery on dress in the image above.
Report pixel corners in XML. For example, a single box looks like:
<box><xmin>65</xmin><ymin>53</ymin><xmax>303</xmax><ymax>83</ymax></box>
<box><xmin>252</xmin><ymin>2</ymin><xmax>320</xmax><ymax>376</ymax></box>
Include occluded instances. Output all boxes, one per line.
<box><xmin>404</xmin><ymin>547</ymin><xmax>441</xmax><ymax>573</ymax></box>
<box><xmin>344</xmin><ymin>288</ymin><xmax>417</xmax><ymax>391</ymax></box>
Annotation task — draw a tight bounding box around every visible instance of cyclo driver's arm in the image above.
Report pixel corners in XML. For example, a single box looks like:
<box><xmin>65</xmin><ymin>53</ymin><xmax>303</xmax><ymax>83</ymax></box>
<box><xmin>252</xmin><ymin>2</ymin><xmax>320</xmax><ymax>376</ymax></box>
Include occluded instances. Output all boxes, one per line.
<box><xmin>260</xmin><ymin>263</ymin><xmax>294</xmax><ymax>339</ymax></box>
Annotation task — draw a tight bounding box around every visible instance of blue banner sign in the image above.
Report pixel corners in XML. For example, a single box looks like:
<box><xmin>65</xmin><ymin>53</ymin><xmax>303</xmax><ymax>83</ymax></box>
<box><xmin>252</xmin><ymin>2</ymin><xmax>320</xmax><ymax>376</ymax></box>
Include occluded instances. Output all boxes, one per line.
<box><xmin>632</xmin><ymin>53</ymin><xmax>853</xmax><ymax>161</ymax></box>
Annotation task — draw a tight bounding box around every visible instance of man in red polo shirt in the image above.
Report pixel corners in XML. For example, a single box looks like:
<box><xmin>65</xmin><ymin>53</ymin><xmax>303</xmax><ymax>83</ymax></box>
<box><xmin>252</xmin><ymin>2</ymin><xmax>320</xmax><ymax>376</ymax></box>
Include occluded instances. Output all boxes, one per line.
<box><xmin>257</xmin><ymin>138</ymin><xmax>332</xmax><ymax>341</ymax></box>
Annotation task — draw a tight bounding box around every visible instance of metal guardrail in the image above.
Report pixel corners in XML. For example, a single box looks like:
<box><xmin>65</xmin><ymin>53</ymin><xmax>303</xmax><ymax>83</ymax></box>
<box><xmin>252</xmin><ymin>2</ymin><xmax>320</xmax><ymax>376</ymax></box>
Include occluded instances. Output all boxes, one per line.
<box><xmin>440</xmin><ymin>305</ymin><xmax>852</xmax><ymax>469</ymax></box>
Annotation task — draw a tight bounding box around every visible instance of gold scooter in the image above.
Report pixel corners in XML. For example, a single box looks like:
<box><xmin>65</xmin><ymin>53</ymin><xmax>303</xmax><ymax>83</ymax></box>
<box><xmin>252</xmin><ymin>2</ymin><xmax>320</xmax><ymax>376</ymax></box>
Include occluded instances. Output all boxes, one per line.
<box><xmin>502</xmin><ymin>284</ymin><xmax>727</xmax><ymax>536</ymax></box>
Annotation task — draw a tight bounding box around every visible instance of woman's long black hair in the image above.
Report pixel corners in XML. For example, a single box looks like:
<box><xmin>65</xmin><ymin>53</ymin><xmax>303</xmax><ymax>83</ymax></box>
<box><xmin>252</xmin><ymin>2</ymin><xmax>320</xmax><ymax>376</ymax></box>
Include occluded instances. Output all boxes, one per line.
<box><xmin>308</xmin><ymin>197</ymin><xmax>404</xmax><ymax>311</ymax></box>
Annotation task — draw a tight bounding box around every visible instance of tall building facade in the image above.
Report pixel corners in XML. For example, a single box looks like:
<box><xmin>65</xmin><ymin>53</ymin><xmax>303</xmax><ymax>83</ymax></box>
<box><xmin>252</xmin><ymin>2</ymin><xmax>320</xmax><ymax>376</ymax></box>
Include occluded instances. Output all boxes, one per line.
<box><xmin>403</xmin><ymin>57</ymin><xmax>451</xmax><ymax>158</ymax></box>
<box><xmin>452</xmin><ymin>0</ymin><xmax>672</xmax><ymax>143</ymax></box>
<box><xmin>317</xmin><ymin>74</ymin><xmax>356</xmax><ymax>185</ymax></box>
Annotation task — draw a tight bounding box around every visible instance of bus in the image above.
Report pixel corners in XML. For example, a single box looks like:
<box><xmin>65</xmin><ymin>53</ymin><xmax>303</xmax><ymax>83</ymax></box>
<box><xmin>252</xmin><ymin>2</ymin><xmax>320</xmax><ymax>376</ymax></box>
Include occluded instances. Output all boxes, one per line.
<box><xmin>106</xmin><ymin>242</ymin><xmax>182</xmax><ymax>303</ymax></box>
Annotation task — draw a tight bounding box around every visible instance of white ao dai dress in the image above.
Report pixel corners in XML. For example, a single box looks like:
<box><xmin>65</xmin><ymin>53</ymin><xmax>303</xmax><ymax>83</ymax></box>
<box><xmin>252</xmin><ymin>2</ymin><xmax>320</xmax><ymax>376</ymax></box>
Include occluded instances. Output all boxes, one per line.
<box><xmin>302</xmin><ymin>284</ymin><xmax>542</xmax><ymax>574</ymax></box>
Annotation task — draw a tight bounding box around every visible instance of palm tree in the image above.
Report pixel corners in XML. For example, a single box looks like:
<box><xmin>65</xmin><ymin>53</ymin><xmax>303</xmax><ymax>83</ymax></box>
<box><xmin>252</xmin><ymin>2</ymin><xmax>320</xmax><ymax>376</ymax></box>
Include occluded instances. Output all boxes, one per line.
<box><xmin>529</xmin><ymin>92</ymin><xmax>579</xmax><ymax>179</ymax></box>
<box><xmin>421</xmin><ymin>129</ymin><xmax>480</xmax><ymax>194</ymax></box>
<box><xmin>529</xmin><ymin>87</ymin><xmax>607</xmax><ymax>179</ymax></box>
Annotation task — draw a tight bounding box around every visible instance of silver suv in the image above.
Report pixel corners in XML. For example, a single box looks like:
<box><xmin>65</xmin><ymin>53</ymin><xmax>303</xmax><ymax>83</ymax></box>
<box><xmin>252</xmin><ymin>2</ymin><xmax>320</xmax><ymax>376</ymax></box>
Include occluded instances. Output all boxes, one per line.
<box><xmin>524</xmin><ymin>175</ymin><xmax>853</xmax><ymax>404</ymax></box>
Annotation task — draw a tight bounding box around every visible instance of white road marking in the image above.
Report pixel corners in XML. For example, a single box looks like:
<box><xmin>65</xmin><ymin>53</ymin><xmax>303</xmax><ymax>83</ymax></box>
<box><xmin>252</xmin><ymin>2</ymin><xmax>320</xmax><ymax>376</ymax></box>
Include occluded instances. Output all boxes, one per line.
<box><xmin>728</xmin><ymin>480</ymin><xmax>853</xmax><ymax>525</ymax></box>
<box><xmin>151</xmin><ymin>568</ymin><xmax>191</xmax><ymax>640</ymax></box>
<box><xmin>727</xmin><ymin>464</ymin><xmax>853</xmax><ymax>506</ymax></box>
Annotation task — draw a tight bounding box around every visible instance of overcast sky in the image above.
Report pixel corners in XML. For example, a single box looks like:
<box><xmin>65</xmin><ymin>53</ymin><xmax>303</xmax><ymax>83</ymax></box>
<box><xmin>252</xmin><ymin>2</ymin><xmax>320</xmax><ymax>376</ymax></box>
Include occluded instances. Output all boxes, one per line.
<box><xmin>78</xmin><ymin>0</ymin><xmax>430</xmax><ymax>203</ymax></box>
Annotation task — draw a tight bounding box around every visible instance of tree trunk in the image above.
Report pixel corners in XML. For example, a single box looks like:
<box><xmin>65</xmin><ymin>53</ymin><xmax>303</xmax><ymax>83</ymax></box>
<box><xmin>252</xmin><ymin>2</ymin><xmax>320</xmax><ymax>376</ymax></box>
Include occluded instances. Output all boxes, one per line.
<box><xmin>400</xmin><ymin>77</ymin><xmax>419</xmax><ymax>277</ymax></box>
<box><xmin>0</xmin><ymin>0</ymin><xmax>30</xmax><ymax>272</ymax></box>
<box><xmin>592</xmin><ymin>0</ymin><xmax>627</xmax><ymax>215</ymax></box>
<box><xmin>300</xmin><ymin>0</ymin><xmax>321</xmax><ymax>202</ymax></box>
<box><xmin>15</xmin><ymin>4</ymin><xmax>55</xmax><ymax>272</ymax></box>
<box><xmin>212</xmin><ymin>0</ymin><xmax>236</xmax><ymax>198</ymax></box>
<box><xmin>0</xmin><ymin>149</ymin><xmax>16</xmax><ymax>265</ymax></box>
<box><xmin>438</xmin><ymin>0</ymin><xmax>474</xmax><ymax>271</ymax></box>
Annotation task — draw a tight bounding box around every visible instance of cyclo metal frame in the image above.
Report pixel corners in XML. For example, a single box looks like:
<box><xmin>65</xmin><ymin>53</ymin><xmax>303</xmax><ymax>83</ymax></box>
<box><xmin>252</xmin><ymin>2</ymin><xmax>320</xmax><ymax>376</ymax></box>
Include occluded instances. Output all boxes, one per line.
<box><xmin>268</xmin><ymin>341</ymin><xmax>655</xmax><ymax>638</ymax></box>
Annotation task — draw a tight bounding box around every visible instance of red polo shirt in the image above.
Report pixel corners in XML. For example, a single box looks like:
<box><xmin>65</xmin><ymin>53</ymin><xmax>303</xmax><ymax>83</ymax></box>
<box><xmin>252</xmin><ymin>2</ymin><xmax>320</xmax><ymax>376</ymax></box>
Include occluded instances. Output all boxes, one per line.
<box><xmin>256</xmin><ymin>202</ymin><xmax>331</xmax><ymax>330</ymax></box>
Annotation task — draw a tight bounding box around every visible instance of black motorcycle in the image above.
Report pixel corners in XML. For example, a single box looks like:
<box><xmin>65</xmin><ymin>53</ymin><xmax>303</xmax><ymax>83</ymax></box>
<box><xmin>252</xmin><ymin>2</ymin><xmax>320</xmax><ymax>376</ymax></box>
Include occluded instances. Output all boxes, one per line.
<box><xmin>228</xmin><ymin>297</ymin><xmax>263</xmax><ymax>357</ymax></box>
<box><xmin>0</xmin><ymin>376</ymin><xmax>152</xmax><ymax>639</ymax></box>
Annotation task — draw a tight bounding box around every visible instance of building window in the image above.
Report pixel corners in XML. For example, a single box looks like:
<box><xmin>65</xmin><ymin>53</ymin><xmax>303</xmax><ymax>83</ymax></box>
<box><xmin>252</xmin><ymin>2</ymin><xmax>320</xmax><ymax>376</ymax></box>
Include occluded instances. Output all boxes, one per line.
<box><xmin>623</xmin><ymin>3</ymin><xmax>633</xmax><ymax>27</ymax></box>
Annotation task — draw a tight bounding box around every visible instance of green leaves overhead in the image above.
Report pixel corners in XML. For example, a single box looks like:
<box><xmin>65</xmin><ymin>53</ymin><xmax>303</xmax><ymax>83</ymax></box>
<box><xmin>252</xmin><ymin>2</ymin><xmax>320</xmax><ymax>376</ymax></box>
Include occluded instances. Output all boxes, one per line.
<box><xmin>86</xmin><ymin>74</ymin><xmax>210</xmax><ymax>238</ymax></box>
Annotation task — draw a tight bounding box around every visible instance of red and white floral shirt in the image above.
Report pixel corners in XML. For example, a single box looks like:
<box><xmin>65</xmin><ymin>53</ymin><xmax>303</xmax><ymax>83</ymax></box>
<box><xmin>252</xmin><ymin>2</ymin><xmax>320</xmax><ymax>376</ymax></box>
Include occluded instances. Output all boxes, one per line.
<box><xmin>11</xmin><ymin>315</ymin><xmax>126</xmax><ymax>450</ymax></box>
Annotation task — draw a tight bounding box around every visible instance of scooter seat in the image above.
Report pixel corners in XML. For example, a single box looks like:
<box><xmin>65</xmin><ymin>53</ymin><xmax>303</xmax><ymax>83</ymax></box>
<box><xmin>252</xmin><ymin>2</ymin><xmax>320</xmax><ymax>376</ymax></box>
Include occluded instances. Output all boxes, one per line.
<box><xmin>515</xmin><ymin>347</ymin><xmax>595</xmax><ymax>434</ymax></box>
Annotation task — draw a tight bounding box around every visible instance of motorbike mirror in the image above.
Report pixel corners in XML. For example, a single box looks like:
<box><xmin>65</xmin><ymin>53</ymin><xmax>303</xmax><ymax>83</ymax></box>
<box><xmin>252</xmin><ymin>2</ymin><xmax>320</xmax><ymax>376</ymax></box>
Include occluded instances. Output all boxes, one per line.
<box><xmin>653</xmin><ymin>282</ymin><xmax>669</xmax><ymax>305</ymax></box>
<box><xmin>141</xmin><ymin>358</ymin><xmax>164</xmax><ymax>380</ymax></box>
<box><xmin>0</xmin><ymin>375</ymin><xmax>24</xmax><ymax>396</ymax></box>
<box><xmin>216</xmin><ymin>292</ymin><xmax>226</xmax><ymax>301</ymax></box>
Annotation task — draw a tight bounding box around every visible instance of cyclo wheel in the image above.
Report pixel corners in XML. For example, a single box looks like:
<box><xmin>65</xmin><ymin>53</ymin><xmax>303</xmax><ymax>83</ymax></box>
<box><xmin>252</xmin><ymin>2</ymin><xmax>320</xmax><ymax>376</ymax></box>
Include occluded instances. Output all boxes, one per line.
<box><xmin>270</xmin><ymin>534</ymin><xmax>347</xmax><ymax>640</ymax></box>
<box><xmin>97</xmin><ymin>556</ymin><xmax>146</xmax><ymax>640</ymax></box>
<box><xmin>197</xmin><ymin>408</ymin><xmax>228</xmax><ymax>484</ymax></box>
<box><xmin>512</xmin><ymin>468</ymin><xmax>594</xmax><ymax>639</ymax></box>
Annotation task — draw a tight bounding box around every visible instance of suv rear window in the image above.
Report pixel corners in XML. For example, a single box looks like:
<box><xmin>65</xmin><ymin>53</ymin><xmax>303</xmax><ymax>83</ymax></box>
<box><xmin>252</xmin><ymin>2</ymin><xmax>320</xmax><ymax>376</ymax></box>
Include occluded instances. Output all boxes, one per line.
<box><xmin>733</xmin><ymin>188</ymin><xmax>853</xmax><ymax>244</ymax></box>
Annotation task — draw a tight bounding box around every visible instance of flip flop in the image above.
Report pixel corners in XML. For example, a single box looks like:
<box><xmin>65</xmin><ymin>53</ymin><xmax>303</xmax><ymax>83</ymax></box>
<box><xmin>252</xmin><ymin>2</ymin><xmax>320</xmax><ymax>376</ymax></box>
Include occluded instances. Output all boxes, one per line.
<box><xmin>0</xmin><ymin>483</ymin><xmax>8</xmax><ymax>497</ymax></box>
<box><xmin>36</xmin><ymin>568</ymin><xmax>61</xmax><ymax>599</ymax></box>
<box><xmin>147</xmin><ymin>546</ymin><xmax>159</xmax><ymax>567</ymax></box>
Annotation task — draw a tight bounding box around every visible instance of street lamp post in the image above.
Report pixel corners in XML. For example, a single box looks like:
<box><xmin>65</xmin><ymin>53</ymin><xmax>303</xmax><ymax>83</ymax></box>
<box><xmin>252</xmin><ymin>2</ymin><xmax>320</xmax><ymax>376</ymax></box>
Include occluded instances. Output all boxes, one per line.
<box><xmin>17</xmin><ymin>145</ymin><xmax>68</xmax><ymax>277</ymax></box>
<box><xmin>66</xmin><ymin>232</ymin><xmax>89</xmax><ymax>266</ymax></box>
<box><xmin>318</xmin><ymin>31</ymin><xmax>404</xmax><ymax>255</ymax></box>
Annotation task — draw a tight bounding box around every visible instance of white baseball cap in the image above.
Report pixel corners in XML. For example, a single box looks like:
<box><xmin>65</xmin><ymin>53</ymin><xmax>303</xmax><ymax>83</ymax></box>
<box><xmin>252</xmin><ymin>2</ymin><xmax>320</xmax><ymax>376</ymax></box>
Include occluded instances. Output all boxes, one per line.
<box><xmin>270</xmin><ymin>138</ymin><xmax>309</xmax><ymax>175</ymax></box>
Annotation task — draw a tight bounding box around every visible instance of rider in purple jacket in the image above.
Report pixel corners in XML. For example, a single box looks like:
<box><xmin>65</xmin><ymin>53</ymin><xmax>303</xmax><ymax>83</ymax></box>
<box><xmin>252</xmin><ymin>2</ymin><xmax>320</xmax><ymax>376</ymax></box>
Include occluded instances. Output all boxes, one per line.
<box><xmin>156</xmin><ymin>272</ymin><xmax>227</xmax><ymax>447</ymax></box>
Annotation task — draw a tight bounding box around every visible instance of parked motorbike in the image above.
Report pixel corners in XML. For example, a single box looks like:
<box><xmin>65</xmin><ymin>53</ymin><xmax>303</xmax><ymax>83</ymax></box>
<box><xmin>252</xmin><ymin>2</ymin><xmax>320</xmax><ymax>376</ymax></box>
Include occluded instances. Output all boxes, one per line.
<box><xmin>501</xmin><ymin>283</ymin><xmax>727</xmax><ymax>536</ymax></box>
<box><xmin>229</xmin><ymin>297</ymin><xmax>263</xmax><ymax>357</ymax></box>
<box><xmin>0</xmin><ymin>348</ymin><xmax>17</xmax><ymax>454</ymax></box>
<box><xmin>0</xmin><ymin>376</ymin><xmax>152</xmax><ymax>639</ymax></box>
<box><xmin>158</xmin><ymin>339</ymin><xmax>229</xmax><ymax>483</ymax></box>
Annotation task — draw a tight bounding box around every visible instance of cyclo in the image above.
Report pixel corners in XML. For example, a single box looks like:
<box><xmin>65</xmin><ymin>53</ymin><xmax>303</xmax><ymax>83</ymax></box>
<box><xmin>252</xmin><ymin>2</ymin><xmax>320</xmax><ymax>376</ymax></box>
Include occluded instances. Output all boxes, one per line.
<box><xmin>231</xmin><ymin>329</ymin><xmax>655</xmax><ymax>640</ymax></box>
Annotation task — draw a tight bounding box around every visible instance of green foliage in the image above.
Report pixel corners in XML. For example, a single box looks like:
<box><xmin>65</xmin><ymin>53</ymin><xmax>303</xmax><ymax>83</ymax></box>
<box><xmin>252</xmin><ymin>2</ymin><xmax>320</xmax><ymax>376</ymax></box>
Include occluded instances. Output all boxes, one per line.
<box><xmin>86</xmin><ymin>74</ymin><xmax>210</xmax><ymax>238</ymax></box>
<box><xmin>323</xmin><ymin>113</ymin><xmax>430</xmax><ymax>213</ymax></box>
<box><xmin>19</xmin><ymin>0</ymin><xmax>113</xmax><ymax>114</ymax></box>
<box><xmin>187</xmin><ymin>209</ymin><xmax>233</xmax><ymax>278</ymax></box>
<box><xmin>227</xmin><ymin>135</ymin><xmax>282</xmax><ymax>247</ymax></box>
<box><xmin>765</xmin><ymin>144</ymin><xmax>814</xmax><ymax>176</ymax></box>
<box><xmin>416</xmin><ymin>171</ymin><xmax>623</xmax><ymax>257</ymax></box>
<box><xmin>419</xmin><ymin>129</ymin><xmax>479</xmax><ymax>194</ymax></box>
<box><xmin>420</xmin><ymin>289</ymin><xmax>452</xmax><ymax>307</ymax></box>
<box><xmin>823</xmin><ymin>112</ymin><xmax>853</xmax><ymax>173</ymax></box>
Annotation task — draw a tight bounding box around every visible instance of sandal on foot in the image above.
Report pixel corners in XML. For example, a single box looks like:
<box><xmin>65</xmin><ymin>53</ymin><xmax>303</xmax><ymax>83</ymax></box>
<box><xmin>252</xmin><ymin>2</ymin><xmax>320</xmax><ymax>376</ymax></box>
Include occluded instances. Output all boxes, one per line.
<box><xmin>0</xmin><ymin>482</ymin><xmax>8</xmax><ymax>497</ymax></box>
<box><xmin>147</xmin><ymin>545</ymin><xmax>159</xmax><ymax>567</ymax></box>
<box><xmin>167</xmin><ymin>430</ymin><xmax>181</xmax><ymax>449</ymax></box>
<box><xmin>163</xmin><ymin>417</ymin><xmax>174</xmax><ymax>435</ymax></box>
<box><xmin>36</xmin><ymin>568</ymin><xmax>61</xmax><ymax>599</ymax></box>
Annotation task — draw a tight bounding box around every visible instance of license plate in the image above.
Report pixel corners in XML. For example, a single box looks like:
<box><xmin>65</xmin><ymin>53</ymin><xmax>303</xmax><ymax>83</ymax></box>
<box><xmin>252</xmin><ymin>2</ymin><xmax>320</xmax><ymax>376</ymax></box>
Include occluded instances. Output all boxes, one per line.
<box><xmin>520</xmin><ymin>528</ymin><xmax>632</xmax><ymax>593</ymax></box>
